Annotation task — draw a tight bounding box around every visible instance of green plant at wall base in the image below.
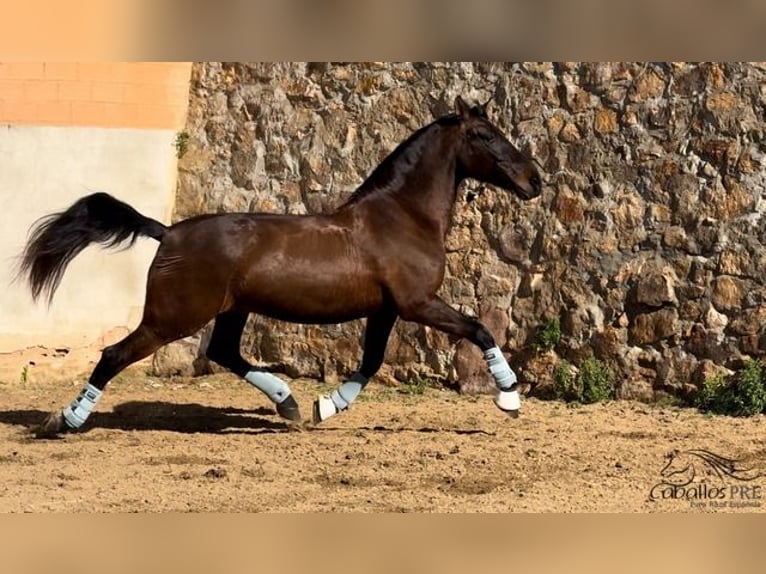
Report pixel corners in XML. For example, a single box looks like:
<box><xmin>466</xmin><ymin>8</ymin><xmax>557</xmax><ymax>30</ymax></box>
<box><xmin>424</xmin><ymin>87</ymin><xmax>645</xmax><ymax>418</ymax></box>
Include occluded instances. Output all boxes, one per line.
<box><xmin>174</xmin><ymin>132</ymin><xmax>190</xmax><ymax>159</ymax></box>
<box><xmin>402</xmin><ymin>375</ymin><xmax>434</xmax><ymax>396</ymax></box>
<box><xmin>553</xmin><ymin>356</ymin><xmax>615</xmax><ymax>404</ymax></box>
<box><xmin>20</xmin><ymin>365</ymin><xmax>29</xmax><ymax>385</ymax></box>
<box><xmin>696</xmin><ymin>372</ymin><xmax>727</xmax><ymax>412</ymax></box>
<box><xmin>579</xmin><ymin>355</ymin><xmax>615</xmax><ymax>403</ymax></box>
<box><xmin>696</xmin><ymin>360</ymin><xmax>766</xmax><ymax>417</ymax></box>
<box><xmin>735</xmin><ymin>360</ymin><xmax>766</xmax><ymax>414</ymax></box>
<box><xmin>553</xmin><ymin>360</ymin><xmax>579</xmax><ymax>402</ymax></box>
<box><xmin>534</xmin><ymin>318</ymin><xmax>561</xmax><ymax>353</ymax></box>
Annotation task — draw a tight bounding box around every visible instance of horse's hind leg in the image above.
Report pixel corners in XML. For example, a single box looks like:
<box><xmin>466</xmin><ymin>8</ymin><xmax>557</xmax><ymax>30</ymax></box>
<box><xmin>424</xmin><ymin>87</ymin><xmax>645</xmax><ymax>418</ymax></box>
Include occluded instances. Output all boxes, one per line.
<box><xmin>313</xmin><ymin>305</ymin><xmax>398</xmax><ymax>423</ymax></box>
<box><xmin>205</xmin><ymin>310</ymin><xmax>302</xmax><ymax>423</ymax></box>
<box><xmin>36</xmin><ymin>323</ymin><xmax>169</xmax><ymax>438</ymax></box>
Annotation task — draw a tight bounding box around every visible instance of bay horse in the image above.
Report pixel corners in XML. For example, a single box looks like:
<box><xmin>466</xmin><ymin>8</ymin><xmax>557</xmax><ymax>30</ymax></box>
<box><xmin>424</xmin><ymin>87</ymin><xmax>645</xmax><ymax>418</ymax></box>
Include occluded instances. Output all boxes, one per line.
<box><xmin>20</xmin><ymin>96</ymin><xmax>542</xmax><ymax>438</ymax></box>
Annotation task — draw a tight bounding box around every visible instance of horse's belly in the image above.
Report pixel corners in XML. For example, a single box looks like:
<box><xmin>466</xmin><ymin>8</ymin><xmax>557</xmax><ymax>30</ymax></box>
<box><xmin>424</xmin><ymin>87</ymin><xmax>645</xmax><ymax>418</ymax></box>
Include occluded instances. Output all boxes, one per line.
<box><xmin>236</xmin><ymin>274</ymin><xmax>384</xmax><ymax>324</ymax></box>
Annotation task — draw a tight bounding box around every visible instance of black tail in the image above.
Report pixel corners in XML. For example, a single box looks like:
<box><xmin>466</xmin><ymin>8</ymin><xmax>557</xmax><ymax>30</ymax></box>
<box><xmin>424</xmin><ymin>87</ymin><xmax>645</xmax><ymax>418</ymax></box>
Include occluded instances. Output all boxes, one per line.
<box><xmin>19</xmin><ymin>192</ymin><xmax>168</xmax><ymax>304</ymax></box>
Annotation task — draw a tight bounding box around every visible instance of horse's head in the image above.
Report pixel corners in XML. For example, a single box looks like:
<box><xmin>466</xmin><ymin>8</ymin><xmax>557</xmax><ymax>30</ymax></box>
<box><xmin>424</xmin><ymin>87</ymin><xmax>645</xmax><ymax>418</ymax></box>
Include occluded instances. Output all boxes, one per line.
<box><xmin>453</xmin><ymin>96</ymin><xmax>542</xmax><ymax>201</ymax></box>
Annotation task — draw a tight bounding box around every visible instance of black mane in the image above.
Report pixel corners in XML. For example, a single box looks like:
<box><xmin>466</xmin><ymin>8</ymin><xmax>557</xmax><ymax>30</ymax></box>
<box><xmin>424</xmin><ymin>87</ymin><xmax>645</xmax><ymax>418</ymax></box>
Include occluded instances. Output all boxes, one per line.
<box><xmin>342</xmin><ymin>114</ymin><xmax>460</xmax><ymax>205</ymax></box>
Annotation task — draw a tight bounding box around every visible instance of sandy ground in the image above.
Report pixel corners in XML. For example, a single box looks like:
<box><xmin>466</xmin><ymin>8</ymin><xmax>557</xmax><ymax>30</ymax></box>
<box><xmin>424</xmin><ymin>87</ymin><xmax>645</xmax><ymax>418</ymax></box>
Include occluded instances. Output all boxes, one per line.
<box><xmin>0</xmin><ymin>370</ymin><xmax>764</xmax><ymax>513</ymax></box>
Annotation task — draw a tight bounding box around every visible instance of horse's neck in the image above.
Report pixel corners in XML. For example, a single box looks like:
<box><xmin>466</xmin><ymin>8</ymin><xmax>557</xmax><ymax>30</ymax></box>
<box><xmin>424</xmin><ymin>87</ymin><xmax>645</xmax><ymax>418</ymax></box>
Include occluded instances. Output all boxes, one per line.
<box><xmin>347</xmin><ymin>131</ymin><xmax>459</xmax><ymax>238</ymax></box>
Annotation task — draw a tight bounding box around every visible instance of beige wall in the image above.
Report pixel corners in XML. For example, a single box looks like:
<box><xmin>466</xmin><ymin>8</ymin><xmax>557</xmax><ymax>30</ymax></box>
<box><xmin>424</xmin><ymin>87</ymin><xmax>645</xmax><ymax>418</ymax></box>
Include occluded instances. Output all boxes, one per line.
<box><xmin>0</xmin><ymin>126</ymin><xmax>178</xmax><ymax>350</ymax></box>
<box><xmin>0</xmin><ymin>62</ymin><xmax>191</xmax><ymax>380</ymax></box>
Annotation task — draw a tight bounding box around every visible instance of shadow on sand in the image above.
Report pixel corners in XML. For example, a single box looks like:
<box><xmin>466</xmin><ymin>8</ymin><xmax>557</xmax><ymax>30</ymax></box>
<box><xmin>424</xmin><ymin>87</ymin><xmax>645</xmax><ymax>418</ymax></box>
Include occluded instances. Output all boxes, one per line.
<box><xmin>0</xmin><ymin>401</ymin><xmax>288</xmax><ymax>437</ymax></box>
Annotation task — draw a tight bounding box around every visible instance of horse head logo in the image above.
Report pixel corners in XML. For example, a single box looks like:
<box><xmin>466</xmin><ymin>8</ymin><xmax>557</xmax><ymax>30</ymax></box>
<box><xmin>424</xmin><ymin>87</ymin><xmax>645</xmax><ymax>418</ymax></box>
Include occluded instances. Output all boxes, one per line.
<box><xmin>657</xmin><ymin>449</ymin><xmax>762</xmax><ymax>489</ymax></box>
<box><xmin>659</xmin><ymin>449</ymin><xmax>697</xmax><ymax>487</ymax></box>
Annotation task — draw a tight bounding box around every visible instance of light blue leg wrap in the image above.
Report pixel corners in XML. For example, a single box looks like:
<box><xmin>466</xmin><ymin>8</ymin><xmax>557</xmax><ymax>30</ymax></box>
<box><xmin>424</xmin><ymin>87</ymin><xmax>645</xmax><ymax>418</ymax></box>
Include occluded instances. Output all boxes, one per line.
<box><xmin>329</xmin><ymin>372</ymin><xmax>369</xmax><ymax>411</ymax></box>
<box><xmin>244</xmin><ymin>370</ymin><xmax>291</xmax><ymax>403</ymax></box>
<box><xmin>484</xmin><ymin>346</ymin><xmax>517</xmax><ymax>390</ymax></box>
<box><xmin>62</xmin><ymin>383</ymin><xmax>103</xmax><ymax>429</ymax></box>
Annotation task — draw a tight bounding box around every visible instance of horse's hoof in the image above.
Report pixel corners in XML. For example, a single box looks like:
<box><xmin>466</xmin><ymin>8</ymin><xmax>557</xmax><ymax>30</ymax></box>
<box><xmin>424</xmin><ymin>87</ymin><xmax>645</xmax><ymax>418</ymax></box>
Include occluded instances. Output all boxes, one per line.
<box><xmin>276</xmin><ymin>394</ymin><xmax>302</xmax><ymax>423</ymax></box>
<box><xmin>34</xmin><ymin>411</ymin><xmax>67</xmax><ymax>439</ymax></box>
<box><xmin>312</xmin><ymin>395</ymin><xmax>339</xmax><ymax>425</ymax></box>
<box><xmin>494</xmin><ymin>388</ymin><xmax>521</xmax><ymax>418</ymax></box>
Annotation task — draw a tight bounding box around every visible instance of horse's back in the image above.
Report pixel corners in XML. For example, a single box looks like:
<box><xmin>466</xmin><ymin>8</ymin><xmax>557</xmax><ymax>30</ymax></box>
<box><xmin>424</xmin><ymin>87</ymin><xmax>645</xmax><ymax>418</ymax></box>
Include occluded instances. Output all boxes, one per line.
<box><xmin>151</xmin><ymin>211</ymin><xmax>385</xmax><ymax>322</ymax></box>
<box><xmin>232</xmin><ymin>213</ymin><xmax>386</xmax><ymax>322</ymax></box>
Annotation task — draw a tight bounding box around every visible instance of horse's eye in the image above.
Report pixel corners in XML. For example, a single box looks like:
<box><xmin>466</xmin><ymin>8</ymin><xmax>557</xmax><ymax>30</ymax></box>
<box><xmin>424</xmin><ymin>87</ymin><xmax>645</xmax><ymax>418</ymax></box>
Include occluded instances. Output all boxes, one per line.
<box><xmin>470</xmin><ymin>128</ymin><xmax>493</xmax><ymax>142</ymax></box>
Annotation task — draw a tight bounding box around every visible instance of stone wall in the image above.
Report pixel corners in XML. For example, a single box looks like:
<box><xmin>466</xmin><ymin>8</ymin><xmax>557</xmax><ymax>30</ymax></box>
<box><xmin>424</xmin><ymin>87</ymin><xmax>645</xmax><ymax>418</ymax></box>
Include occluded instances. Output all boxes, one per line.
<box><xmin>165</xmin><ymin>62</ymin><xmax>766</xmax><ymax>402</ymax></box>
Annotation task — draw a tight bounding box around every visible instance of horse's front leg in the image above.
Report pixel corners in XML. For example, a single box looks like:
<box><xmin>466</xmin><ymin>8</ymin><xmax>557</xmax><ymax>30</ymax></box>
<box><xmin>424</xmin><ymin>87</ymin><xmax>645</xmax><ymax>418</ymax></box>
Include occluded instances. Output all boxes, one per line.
<box><xmin>397</xmin><ymin>296</ymin><xmax>520</xmax><ymax>416</ymax></box>
<box><xmin>313</xmin><ymin>305</ymin><xmax>398</xmax><ymax>423</ymax></box>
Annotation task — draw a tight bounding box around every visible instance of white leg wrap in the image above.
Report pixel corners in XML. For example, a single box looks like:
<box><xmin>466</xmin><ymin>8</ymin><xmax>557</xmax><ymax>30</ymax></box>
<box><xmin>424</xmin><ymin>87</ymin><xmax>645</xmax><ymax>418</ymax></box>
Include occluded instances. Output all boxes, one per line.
<box><xmin>484</xmin><ymin>346</ymin><xmax>517</xmax><ymax>390</ymax></box>
<box><xmin>62</xmin><ymin>383</ymin><xmax>102</xmax><ymax>429</ymax></box>
<box><xmin>244</xmin><ymin>370</ymin><xmax>291</xmax><ymax>403</ymax></box>
<box><xmin>314</xmin><ymin>372</ymin><xmax>369</xmax><ymax>423</ymax></box>
<box><xmin>314</xmin><ymin>395</ymin><xmax>339</xmax><ymax>423</ymax></box>
<box><xmin>494</xmin><ymin>388</ymin><xmax>521</xmax><ymax>411</ymax></box>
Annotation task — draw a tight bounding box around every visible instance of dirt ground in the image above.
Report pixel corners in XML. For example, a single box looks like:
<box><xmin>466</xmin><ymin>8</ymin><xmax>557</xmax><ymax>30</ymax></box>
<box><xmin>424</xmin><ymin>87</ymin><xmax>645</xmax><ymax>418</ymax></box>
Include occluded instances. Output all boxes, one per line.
<box><xmin>0</xmin><ymin>369</ymin><xmax>764</xmax><ymax>513</ymax></box>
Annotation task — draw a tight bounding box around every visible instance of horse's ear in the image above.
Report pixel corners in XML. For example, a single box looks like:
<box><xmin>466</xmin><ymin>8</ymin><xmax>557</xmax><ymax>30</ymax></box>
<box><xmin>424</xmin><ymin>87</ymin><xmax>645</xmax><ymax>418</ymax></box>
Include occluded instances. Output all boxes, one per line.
<box><xmin>455</xmin><ymin>96</ymin><xmax>472</xmax><ymax>118</ymax></box>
